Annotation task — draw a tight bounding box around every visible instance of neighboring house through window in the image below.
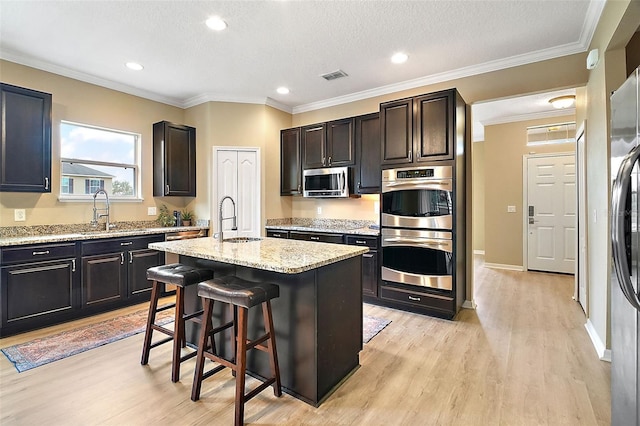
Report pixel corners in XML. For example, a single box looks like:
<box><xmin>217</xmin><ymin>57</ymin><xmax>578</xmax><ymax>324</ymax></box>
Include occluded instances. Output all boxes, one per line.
<box><xmin>61</xmin><ymin>176</ymin><xmax>74</xmax><ymax>194</ymax></box>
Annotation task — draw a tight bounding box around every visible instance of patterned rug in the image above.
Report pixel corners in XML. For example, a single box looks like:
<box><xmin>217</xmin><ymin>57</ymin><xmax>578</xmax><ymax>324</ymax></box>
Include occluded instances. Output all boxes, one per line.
<box><xmin>2</xmin><ymin>309</ymin><xmax>390</xmax><ymax>373</ymax></box>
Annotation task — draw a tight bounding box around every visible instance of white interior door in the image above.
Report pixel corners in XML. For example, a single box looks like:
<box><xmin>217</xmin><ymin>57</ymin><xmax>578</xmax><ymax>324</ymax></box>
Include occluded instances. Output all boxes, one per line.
<box><xmin>214</xmin><ymin>148</ymin><xmax>260</xmax><ymax>239</ymax></box>
<box><xmin>527</xmin><ymin>154</ymin><xmax>576</xmax><ymax>274</ymax></box>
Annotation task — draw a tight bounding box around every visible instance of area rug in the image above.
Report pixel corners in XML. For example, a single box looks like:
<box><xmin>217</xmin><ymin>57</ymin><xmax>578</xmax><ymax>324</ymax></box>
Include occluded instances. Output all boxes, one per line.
<box><xmin>363</xmin><ymin>315</ymin><xmax>391</xmax><ymax>344</ymax></box>
<box><xmin>1</xmin><ymin>307</ymin><xmax>175</xmax><ymax>373</ymax></box>
<box><xmin>2</xmin><ymin>310</ymin><xmax>390</xmax><ymax>373</ymax></box>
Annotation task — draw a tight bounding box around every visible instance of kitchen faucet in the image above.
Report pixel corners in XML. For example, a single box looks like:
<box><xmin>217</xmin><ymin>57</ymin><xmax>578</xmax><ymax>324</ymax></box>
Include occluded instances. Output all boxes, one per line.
<box><xmin>91</xmin><ymin>188</ymin><xmax>111</xmax><ymax>230</ymax></box>
<box><xmin>215</xmin><ymin>195</ymin><xmax>237</xmax><ymax>239</ymax></box>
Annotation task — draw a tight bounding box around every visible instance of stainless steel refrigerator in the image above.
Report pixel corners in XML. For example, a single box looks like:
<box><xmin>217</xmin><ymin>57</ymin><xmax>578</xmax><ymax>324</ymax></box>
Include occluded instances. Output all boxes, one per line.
<box><xmin>611</xmin><ymin>66</ymin><xmax>640</xmax><ymax>426</ymax></box>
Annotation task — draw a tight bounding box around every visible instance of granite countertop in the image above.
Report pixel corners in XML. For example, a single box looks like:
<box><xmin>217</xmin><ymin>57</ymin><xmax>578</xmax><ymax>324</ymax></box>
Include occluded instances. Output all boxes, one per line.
<box><xmin>149</xmin><ymin>237</ymin><xmax>368</xmax><ymax>274</ymax></box>
<box><xmin>265</xmin><ymin>218</ymin><xmax>380</xmax><ymax>237</ymax></box>
<box><xmin>0</xmin><ymin>226</ymin><xmax>208</xmax><ymax>247</ymax></box>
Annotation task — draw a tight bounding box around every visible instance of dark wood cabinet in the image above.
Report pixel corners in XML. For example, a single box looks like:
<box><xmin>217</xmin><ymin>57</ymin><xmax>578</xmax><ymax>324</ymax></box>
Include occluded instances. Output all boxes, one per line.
<box><xmin>381</xmin><ymin>89</ymin><xmax>458</xmax><ymax>166</ymax></box>
<box><xmin>289</xmin><ymin>230</ymin><xmax>344</xmax><ymax>244</ymax></box>
<box><xmin>128</xmin><ymin>248</ymin><xmax>163</xmax><ymax>295</ymax></box>
<box><xmin>345</xmin><ymin>236</ymin><xmax>379</xmax><ymax>297</ymax></box>
<box><xmin>280</xmin><ymin>127</ymin><xmax>302</xmax><ymax>195</ymax></box>
<box><xmin>82</xmin><ymin>252</ymin><xmax>126</xmax><ymax>306</ymax></box>
<box><xmin>0</xmin><ymin>83</ymin><xmax>52</xmax><ymax>192</ymax></box>
<box><xmin>266</xmin><ymin>229</ymin><xmax>289</xmax><ymax>239</ymax></box>
<box><xmin>354</xmin><ymin>112</ymin><xmax>381</xmax><ymax>194</ymax></box>
<box><xmin>153</xmin><ymin>121</ymin><xmax>196</xmax><ymax>197</ymax></box>
<box><xmin>302</xmin><ymin>119</ymin><xmax>355</xmax><ymax>169</ymax></box>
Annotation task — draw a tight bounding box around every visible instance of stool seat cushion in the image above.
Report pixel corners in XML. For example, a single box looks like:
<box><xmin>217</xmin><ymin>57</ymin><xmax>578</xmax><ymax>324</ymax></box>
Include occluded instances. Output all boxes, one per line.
<box><xmin>147</xmin><ymin>263</ymin><xmax>214</xmax><ymax>287</ymax></box>
<box><xmin>198</xmin><ymin>276</ymin><xmax>279</xmax><ymax>308</ymax></box>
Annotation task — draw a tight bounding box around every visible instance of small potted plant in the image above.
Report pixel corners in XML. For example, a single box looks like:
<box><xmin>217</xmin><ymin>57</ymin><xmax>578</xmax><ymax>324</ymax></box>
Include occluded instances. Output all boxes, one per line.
<box><xmin>181</xmin><ymin>209</ymin><xmax>194</xmax><ymax>226</ymax></box>
<box><xmin>157</xmin><ymin>204</ymin><xmax>176</xmax><ymax>227</ymax></box>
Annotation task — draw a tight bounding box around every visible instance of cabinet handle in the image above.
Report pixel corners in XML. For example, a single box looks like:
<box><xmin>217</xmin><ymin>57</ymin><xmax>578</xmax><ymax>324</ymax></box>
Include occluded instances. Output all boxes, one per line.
<box><xmin>32</xmin><ymin>250</ymin><xmax>50</xmax><ymax>256</ymax></box>
<box><xmin>363</xmin><ymin>254</ymin><xmax>374</xmax><ymax>258</ymax></box>
<box><xmin>165</xmin><ymin>184</ymin><xmax>170</xmax><ymax>194</ymax></box>
<box><xmin>357</xmin><ymin>182</ymin><xmax>361</xmax><ymax>192</ymax></box>
<box><xmin>355</xmin><ymin>240</ymin><xmax>367</xmax><ymax>244</ymax></box>
<box><xmin>120</xmin><ymin>252</ymin><xmax>125</xmax><ymax>265</ymax></box>
<box><xmin>120</xmin><ymin>242</ymin><xmax>133</xmax><ymax>246</ymax></box>
<box><xmin>310</xmin><ymin>236</ymin><xmax>320</xmax><ymax>241</ymax></box>
<box><xmin>273</xmin><ymin>233</ymin><xmax>281</xmax><ymax>237</ymax></box>
<box><xmin>322</xmin><ymin>157</ymin><xmax>326</xmax><ymax>166</ymax></box>
<box><xmin>328</xmin><ymin>156</ymin><xmax>332</xmax><ymax>165</ymax></box>
<box><xmin>409</xmin><ymin>151</ymin><xmax>412</xmax><ymax>162</ymax></box>
<box><xmin>71</xmin><ymin>259</ymin><xmax>76</xmax><ymax>272</ymax></box>
<box><xmin>44</xmin><ymin>177</ymin><xmax>49</xmax><ymax>190</ymax></box>
<box><xmin>417</xmin><ymin>149</ymin><xmax>420</xmax><ymax>158</ymax></box>
<box><xmin>129</xmin><ymin>252</ymin><xmax>133</xmax><ymax>264</ymax></box>
<box><xmin>408</xmin><ymin>295</ymin><xmax>421</xmax><ymax>302</ymax></box>
<box><xmin>298</xmin><ymin>184</ymin><xmax>301</xmax><ymax>193</ymax></box>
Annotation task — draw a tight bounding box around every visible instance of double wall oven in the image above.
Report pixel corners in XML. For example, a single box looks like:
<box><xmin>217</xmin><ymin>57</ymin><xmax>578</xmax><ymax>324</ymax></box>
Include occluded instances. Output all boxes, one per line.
<box><xmin>381</xmin><ymin>165</ymin><xmax>456</xmax><ymax>311</ymax></box>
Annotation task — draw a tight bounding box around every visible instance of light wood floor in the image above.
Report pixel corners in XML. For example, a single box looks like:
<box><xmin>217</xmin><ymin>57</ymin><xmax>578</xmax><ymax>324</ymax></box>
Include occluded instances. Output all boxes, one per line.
<box><xmin>0</xmin><ymin>256</ymin><xmax>610</xmax><ymax>425</ymax></box>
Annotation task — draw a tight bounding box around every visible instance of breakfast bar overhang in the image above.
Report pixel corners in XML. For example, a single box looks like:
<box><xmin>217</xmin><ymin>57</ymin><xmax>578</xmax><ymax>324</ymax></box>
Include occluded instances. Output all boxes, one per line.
<box><xmin>149</xmin><ymin>237</ymin><xmax>367</xmax><ymax>407</ymax></box>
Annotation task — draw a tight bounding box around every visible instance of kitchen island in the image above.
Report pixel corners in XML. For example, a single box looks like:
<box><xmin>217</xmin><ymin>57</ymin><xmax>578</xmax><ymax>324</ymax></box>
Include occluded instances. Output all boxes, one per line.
<box><xmin>148</xmin><ymin>236</ymin><xmax>368</xmax><ymax>406</ymax></box>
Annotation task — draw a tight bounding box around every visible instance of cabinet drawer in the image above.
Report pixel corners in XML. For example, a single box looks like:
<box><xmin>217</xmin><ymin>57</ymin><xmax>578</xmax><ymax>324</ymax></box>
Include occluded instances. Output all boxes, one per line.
<box><xmin>289</xmin><ymin>231</ymin><xmax>344</xmax><ymax>244</ymax></box>
<box><xmin>82</xmin><ymin>235</ymin><xmax>164</xmax><ymax>256</ymax></box>
<box><xmin>266</xmin><ymin>229</ymin><xmax>289</xmax><ymax>239</ymax></box>
<box><xmin>1</xmin><ymin>243</ymin><xmax>76</xmax><ymax>265</ymax></box>
<box><xmin>380</xmin><ymin>285</ymin><xmax>454</xmax><ymax>312</ymax></box>
<box><xmin>345</xmin><ymin>235</ymin><xmax>378</xmax><ymax>249</ymax></box>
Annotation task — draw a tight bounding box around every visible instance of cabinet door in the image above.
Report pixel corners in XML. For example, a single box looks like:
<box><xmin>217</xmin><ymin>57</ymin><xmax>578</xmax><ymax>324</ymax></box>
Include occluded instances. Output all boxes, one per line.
<box><xmin>128</xmin><ymin>248</ymin><xmax>163</xmax><ymax>296</ymax></box>
<box><xmin>302</xmin><ymin>123</ymin><xmax>327</xmax><ymax>169</ymax></box>
<box><xmin>1</xmin><ymin>259</ymin><xmax>74</xmax><ymax>325</ymax></box>
<box><xmin>153</xmin><ymin>121</ymin><xmax>196</xmax><ymax>196</ymax></box>
<box><xmin>380</xmin><ymin>98</ymin><xmax>413</xmax><ymax>165</ymax></box>
<box><xmin>414</xmin><ymin>91</ymin><xmax>453</xmax><ymax>161</ymax></box>
<box><xmin>289</xmin><ymin>231</ymin><xmax>344</xmax><ymax>244</ymax></box>
<box><xmin>0</xmin><ymin>83</ymin><xmax>52</xmax><ymax>192</ymax></box>
<box><xmin>355</xmin><ymin>113</ymin><xmax>381</xmax><ymax>194</ymax></box>
<box><xmin>362</xmin><ymin>251</ymin><xmax>378</xmax><ymax>297</ymax></box>
<box><xmin>82</xmin><ymin>252</ymin><xmax>126</xmax><ymax>306</ymax></box>
<box><xmin>266</xmin><ymin>229</ymin><xmax>289</xmax><ymax>239</ymax></box>
<box><xmin>326</xmin><ymin>118</ymin><xmax>354</xmax><ymax>167</ymax></box>
<box><xmin>280</xmin><ymin>128</ymin><xmax>302</xmax><ymax>195</ymax></box>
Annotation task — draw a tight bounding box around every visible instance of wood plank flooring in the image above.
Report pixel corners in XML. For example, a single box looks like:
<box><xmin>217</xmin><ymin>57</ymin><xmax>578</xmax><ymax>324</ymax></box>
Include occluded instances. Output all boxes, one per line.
<box><xmin>0</xmin><ymin>256</ymin><xmax>610</xmax><ymax>425</ymax></box>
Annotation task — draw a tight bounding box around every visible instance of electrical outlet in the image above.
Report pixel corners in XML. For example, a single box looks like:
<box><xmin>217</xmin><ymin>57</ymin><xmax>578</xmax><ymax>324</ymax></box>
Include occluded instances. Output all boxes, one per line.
<box><xmin>507</xmin><ymin>205</ymin><xmax>516</xmax><ymax>213</ymax></box>
<box><xmin>148</xmin><ymin>206</ymin><xmax>157</xmax><ymax>216</ymax></box>
<box><xmin>317</xmin><ymin>206</ymin><xmax>322</xmax><ymax>215</ymax></box>
<box><xmin>14</xmin><ymin>209</ymin><xmax>26</xmax><ymax>221</ymax></box>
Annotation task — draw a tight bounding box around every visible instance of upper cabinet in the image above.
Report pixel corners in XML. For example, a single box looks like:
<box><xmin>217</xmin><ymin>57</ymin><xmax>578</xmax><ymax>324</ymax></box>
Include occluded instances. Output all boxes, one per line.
<box><xmin>280</xmin><ymin>127</ymin><xmax>302</xmax><ymax>195</ymax></box>
<box><xmin>354</xmin><ymin>112</ymin><xmax>381</xmax><ymax>194</ymax></box>
<box><xmin>153</xmin><ymin>121</ymin><xmax>196</xmax><ymax>197</ymax></box>
<box><xmin>302</xmin><ymin>118</ymin><xmax>355</xmax><ymax>169</ymax></box>
<box><xmin>0</xmin><ymin>83</ymin><xmax>52</xmax><ymax>193</ymax></box>
<box><xmin>381</xmin><ymin>89</ymin><xmax>461</xmax><ymax>166</ymax></box>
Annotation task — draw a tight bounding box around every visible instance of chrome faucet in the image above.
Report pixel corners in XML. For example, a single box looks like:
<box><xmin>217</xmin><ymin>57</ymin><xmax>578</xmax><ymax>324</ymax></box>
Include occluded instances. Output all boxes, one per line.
<box><xmin>215</xmin><ymin>195</ymin><xmax>237</xmax><ymax>239</ymax></box>
<box><xmin>91</xmin><ymin>189</ymin><xmax>111</xmax><ymax>230</ymax></box>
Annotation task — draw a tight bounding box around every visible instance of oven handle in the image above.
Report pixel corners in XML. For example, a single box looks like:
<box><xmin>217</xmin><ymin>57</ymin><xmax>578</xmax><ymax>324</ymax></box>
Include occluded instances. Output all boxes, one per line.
<box><xmin>382</xmin><ymin>237</ymin><xmax>452</xmax><ymax>253</ymax></box>
<box><xmin>382</xmin><ymin>180</ymin><xmax>452</xmax><ymax>191</ymax></box>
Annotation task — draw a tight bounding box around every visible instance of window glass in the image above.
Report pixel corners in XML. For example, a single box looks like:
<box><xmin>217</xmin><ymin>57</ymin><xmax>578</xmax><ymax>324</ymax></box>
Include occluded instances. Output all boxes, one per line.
<box><xmin>60</xmin><ymin>121</ymin><xmax>140</xmax><ymax>199</ymax></box>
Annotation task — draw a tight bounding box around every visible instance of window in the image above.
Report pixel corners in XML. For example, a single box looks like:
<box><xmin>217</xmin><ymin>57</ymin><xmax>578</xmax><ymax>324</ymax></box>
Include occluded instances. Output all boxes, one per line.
<box><xmin>60</xmin><ymin>121</ymin><xmax>140</xmax><ymax>200</ymax></box>
<box><xmin>61</xmin><ymin>177</ymin><xmax>74</xmax><ymax>194</ymax></box>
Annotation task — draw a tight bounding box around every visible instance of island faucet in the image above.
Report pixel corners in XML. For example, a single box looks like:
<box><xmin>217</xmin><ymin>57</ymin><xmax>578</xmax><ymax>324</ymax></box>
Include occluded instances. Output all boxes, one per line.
<box><xmin>215</xmin><ymin>195</ymin><xmax>237</xmax><ymax>239</ymax></box>
<box><xmin>91</xmin><ymin>188</ymin><xmax>111</xmax><ymax>230</ymax></box>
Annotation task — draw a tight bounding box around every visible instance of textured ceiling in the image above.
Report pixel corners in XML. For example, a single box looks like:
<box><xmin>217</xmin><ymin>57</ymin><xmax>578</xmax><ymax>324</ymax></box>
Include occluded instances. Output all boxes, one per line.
<box><xmin>0</xmin><ymin>1</ymin><xmax>602</xmax><ymax>116</ymax></box>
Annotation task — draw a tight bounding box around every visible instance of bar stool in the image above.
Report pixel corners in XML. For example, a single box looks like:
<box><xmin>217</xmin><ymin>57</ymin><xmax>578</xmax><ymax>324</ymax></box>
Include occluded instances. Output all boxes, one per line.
<box><xmin>141</xmin><ymin>263</ymin><xmax>214</xmax><ymax>382</ymax></box>
<box><xmin>191</xmin><ymin>275</ymin><xmax>282</xmax><ymax>426</ymax></box>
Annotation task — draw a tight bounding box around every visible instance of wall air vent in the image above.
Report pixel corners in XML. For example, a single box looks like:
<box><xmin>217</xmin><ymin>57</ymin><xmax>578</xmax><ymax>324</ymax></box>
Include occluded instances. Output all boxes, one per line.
<box><xmin>321</xmin><ymin>69</ymin><xmax>348</xmax><ymax>81</ymax></box>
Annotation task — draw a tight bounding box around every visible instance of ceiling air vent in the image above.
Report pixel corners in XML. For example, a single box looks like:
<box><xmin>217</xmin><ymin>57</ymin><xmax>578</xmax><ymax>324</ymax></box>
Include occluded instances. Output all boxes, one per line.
<box><xmin>321</xmin><ymin>69</ymin><xmax>348</xmax><ymax>81</ymax></box>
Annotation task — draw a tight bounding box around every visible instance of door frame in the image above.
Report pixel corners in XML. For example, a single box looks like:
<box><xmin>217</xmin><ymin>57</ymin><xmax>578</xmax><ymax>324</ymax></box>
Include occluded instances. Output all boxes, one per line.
<box><xmin>211</xmin><ymin>146</ymin><xmax>261</xmax><ymax>237</ymax></box>
<box><xmin>521</xmin><ymin>151</ymin><xmax>576</xmax><ymax>272</ymax></box>
<box><xmin>575</xmin><ymin>121</ymin><xmax>588</xmax><ymax>314</ymax></box>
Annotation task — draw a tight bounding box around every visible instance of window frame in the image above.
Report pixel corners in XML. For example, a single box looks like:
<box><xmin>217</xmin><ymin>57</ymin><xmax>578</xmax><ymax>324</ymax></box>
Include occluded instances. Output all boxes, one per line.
<box><xmin>59</xmin><ymin>120</ymin><xmax>143</xmax><ymax>202</ymax></box>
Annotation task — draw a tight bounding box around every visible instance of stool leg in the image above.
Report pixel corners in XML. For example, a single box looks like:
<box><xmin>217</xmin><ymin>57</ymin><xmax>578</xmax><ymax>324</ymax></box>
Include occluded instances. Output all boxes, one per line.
<box><xmin>191</xmin><ymin>298</ymin><xmax>214</xmax><ymax>402</ymax></box>
<box><xmin>234</xmin><ymin>306</ymin><xmax>248</xmax><ymax>426</ymax></box>
<box><xmin>231</xmin><ymin>304</ymin><xmax>238</xmax><ymax>377</ymax></box>
<box><xmin>141</xmin><ymin>280</ymin><xmax>160</xmax><ymax>365</ymax></box>
<box><xmin>171</xmin><ymin>286</ymin><xmax>185</xmax><ymax>383</ymax></box>
<box><xmin>262</xmin><ymin>300</ymin><xmax>282</xmax><ymax>397</ymax></box>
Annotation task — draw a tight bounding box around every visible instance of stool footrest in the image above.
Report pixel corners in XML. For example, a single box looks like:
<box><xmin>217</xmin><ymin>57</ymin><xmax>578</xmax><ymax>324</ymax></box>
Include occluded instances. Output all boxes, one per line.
<box><xmin>149</xmin><ymin>336</ymin><xmax>173</xmax><ymax>349</ymax></box>
<box><xmin>244</xmin><ymin>333</ymin><xmax>270</xmax><ymax>351</ymax></box>
<box><xmin>150</xmin><ymin>323</ymin><xmax>174</xmax><ymax>337</ymax></box>
<box><xmin>202</xmin><ymin>364</ymin><xmax>226</xmax><ymax>381</ymax></box>
<box><xmin>245</xmin><ymin>378</ymin><xmax>277</xmax><ymax>402</ymax></box>
<box><xmin>183</xmin><ymin>309</ymin><xmax>204</xmax><ymax>321</ymax></box>
<box><xmin>156</xmin><ymin>303</ymin><xmax>176</xmax><ymax>313</ymax></box>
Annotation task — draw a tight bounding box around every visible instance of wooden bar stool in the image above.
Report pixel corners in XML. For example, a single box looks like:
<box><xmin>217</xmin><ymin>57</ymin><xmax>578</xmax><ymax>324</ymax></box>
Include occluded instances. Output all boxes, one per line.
<box><xmin>191</xmin><ymin>275</ymin><xmax>282</xmax><ymax>426</ymax></box>
<box><xmin>141</xmin><ymin>263</ymin><xmax>214</xmax><ymax>382</ymax></box>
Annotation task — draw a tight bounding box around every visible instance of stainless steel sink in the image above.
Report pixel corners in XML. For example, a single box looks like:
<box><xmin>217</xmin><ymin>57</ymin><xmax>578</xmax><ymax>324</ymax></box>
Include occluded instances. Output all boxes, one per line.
<box><xmin>223</xmin><ymin>237</ymin><xmax>263</xmax><ymax>243</ymax></box>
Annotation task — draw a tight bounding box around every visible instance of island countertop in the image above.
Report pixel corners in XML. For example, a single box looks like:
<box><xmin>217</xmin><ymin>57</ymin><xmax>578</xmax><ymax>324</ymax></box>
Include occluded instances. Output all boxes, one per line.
<box><xmin>148</xmin><ymin>236</ymin><xmax>368</xmax><ymax>274</ymax></box>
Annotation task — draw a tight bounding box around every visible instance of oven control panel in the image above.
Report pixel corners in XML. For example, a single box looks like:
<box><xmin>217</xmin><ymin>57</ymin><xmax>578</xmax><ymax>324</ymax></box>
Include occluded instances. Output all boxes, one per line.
<box><xmin>396</xmin><ymin>169</ymin><xmax>434</xmax><ymax>179</ymax></box>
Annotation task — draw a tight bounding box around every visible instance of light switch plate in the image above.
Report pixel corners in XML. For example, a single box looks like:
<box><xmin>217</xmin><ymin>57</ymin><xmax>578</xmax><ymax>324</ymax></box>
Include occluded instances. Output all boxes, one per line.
<box><xmin>507</xmin><ymin>205</ymin><xmax>516</xmax><ymax>213</ymax></box>
<box><xmin>148</xmin><ymin>207</ymin><xmax>157</xmax><ymax>216</ymax></box>
<box><xmin>317</xmin><ymin>206</ymin><xmax>322</xmax><ymax>215</ymax></box>
<box><xmin>14</xmin><ymin>209</ymin><xmax>26</xmax><ymax>221</ymax></box>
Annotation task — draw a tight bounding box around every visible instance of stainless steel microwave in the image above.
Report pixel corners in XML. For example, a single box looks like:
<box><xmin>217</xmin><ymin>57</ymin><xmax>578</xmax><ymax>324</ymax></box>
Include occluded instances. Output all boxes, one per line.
<box><xmin>303</xmin><ymin>166</ymin><xmax>350</xmax><ymax>198</ymax></box>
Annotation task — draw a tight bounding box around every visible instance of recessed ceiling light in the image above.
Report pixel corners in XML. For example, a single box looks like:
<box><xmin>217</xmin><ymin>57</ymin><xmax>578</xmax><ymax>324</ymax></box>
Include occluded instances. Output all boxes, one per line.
<box><xmin>391</xmin><ymin>52</ymin><xmax>408</xmax><ymax>64</ymax></box>
<box><xmin>125</xmin><ymin>62</ymin><xmax>144</xmax><ymax>71</ymax></box>
<box><xmin>206</xmin><ymin>16</ymin><xmax>227</xmax><ymax>31</ymax></box>
<box><xmin>277</xmin><ymin>87</ymin><xmax>290</xmax><ymax>95</ymax></box>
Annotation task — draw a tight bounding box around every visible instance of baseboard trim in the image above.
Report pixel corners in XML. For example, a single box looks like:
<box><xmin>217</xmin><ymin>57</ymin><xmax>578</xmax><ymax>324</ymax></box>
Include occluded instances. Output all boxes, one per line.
<box><xmin>473</xmin><ymin>250</ymin><xmax>485</xmax><ymax>255</ymax></box>
<box><xmin>585</xmin><ymin>319</ymin><xmax>611</xmax><ymax>362</ymax></box>
<box><xmin>462</xmin><ymin>300</ymin><xmax>477</xmax><ymax>309</ymax></box>
<box><xmin>484</xmin><ymin>263</ymin><xmax>524</xmax><ymax>271</ymax></box>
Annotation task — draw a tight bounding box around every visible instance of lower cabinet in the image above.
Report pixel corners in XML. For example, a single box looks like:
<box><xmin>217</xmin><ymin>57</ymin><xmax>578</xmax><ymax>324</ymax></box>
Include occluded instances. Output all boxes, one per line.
<box><xmin>289</xmin><ymin>230</ymin><xmax>344</xmax><ymax>244</ymax></box>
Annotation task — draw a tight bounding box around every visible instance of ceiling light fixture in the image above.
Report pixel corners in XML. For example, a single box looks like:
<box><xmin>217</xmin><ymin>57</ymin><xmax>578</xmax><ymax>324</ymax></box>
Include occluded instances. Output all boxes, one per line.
<box><xmin>125</xmin><ymin>62</ymin><xmax>144</xmax><ymax>71</ymax></box>
<box><xmin>206</xmin><ymin>16</ymin><xmax>227</xmax><ymax>31</ymax></box>
<box><xmin>549</xmin><ymin>95</ymin><xmax>575</xmax><ymax>109</ymax></box>
<box><xmin>277</xmin><ymin>87</ymin><xmax>290</xmax><ymax>95</ymax></box>
<box><xmin>391</xmin><ymin>52</ymin><xmax>408</xmax><ymax>64</ymax></box>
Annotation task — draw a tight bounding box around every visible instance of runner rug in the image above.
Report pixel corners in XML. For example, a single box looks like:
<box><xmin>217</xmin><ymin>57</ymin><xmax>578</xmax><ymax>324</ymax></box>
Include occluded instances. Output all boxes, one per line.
<box><xmin>2</xmin><ymin>310</ymin><xmax>390</xmax><ymax>373</ymax></box>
